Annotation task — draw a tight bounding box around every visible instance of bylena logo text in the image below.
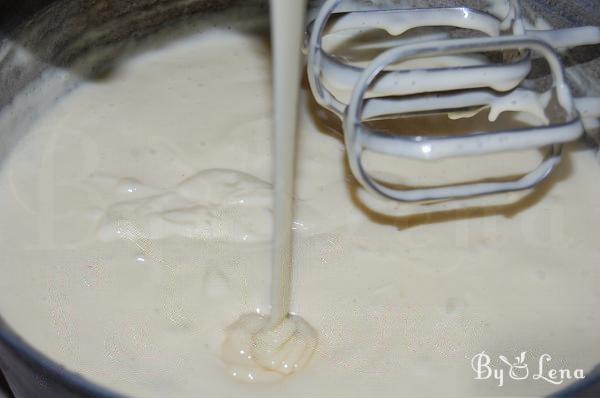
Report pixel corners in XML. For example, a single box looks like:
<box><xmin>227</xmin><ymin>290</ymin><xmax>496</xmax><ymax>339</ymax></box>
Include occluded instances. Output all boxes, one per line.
<box><xmin>471</xmin><ymin>351</ymin><xmax>586</xmax><ymax>387</ymax></box>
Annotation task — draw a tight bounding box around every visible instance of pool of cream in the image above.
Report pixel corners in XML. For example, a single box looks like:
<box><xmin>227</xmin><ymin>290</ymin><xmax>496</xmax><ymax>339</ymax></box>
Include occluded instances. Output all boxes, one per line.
<box><xmin>0</xmin><ymin>18</ymin><xmax>599</xmax><ymax>398</ymax></box>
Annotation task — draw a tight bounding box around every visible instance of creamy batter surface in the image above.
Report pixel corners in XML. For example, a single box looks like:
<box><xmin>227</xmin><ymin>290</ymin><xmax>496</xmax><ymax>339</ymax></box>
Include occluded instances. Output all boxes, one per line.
<box><xmin>0</xmin><ymin>19</ymin><xmax>599</xmax><ymax>398</ymax></box>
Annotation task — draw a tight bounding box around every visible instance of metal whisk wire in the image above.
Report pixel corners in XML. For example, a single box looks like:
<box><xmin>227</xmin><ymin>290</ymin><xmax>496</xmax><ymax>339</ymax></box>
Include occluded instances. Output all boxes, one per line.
<box><xmin>307</xmin><ymin>0</ymin><xmax>600</xmax><ymax>202</ymax></box>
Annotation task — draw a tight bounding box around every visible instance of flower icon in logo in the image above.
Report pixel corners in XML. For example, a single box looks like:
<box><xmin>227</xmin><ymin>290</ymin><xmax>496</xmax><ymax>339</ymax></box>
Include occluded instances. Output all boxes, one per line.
<box><xmin>499</xmin><ymin>351</ymin><xmax>529</xmax><ymax>380</ymax></box>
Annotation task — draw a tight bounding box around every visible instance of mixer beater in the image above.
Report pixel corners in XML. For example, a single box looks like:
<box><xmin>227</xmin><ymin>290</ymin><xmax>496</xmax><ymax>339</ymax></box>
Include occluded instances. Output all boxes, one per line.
<box><xmin>307</xmin><ymin>0</ymin><xmax>600</xmax><ymax>202</ymax></box>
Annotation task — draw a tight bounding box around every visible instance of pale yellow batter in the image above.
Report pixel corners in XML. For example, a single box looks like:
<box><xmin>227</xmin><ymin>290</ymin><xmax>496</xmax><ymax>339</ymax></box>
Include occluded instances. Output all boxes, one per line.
<box><xmin>0</xmin><ymin>19</ymin><xmax>599</xmax><ymax>398</ymax></box>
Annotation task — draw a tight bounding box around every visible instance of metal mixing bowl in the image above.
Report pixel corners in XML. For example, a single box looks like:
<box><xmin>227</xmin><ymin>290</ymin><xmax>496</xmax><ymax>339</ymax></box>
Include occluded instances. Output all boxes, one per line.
<box><xmin>0</xmin><ymin>1</ymin><xmax>598</xmax><ymax>396</ymax></box>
